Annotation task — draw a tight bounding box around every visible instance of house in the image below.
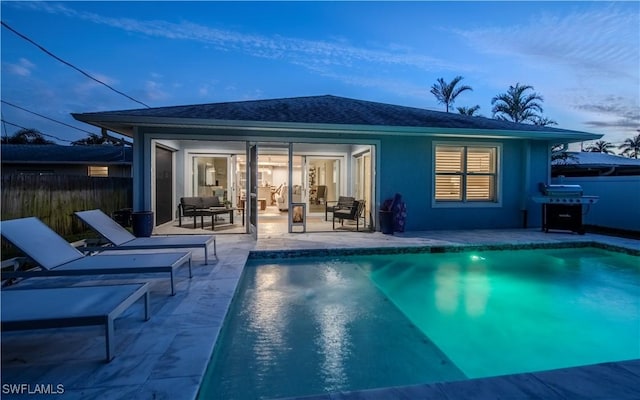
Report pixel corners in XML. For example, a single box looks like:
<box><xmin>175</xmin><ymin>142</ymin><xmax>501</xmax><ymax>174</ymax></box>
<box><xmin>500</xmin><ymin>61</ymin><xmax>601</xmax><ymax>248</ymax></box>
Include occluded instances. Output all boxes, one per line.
<box><xmin>72</xmin><ymin>95</ymin><xmax>601</xmax><ymax>232</ymax></box>
<box><xmin>552</xmin><ymin>151</ymin><xmax>640</xmax><ymax>177</ymax></box>
<box><xmin>1</xmin><ymin>144</ymin><xmax>132</xmax><ymax>177</ymax></box>
<box><xmin>552</xmin><ymin>152</ymin><xmax>640</xmax><ymax>233</ymax></box>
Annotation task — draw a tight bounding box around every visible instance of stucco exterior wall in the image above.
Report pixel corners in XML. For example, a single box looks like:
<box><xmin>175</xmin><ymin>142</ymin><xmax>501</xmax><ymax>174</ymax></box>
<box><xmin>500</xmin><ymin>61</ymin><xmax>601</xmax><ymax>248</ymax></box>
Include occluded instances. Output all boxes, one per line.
<box><xmin>377</xmin><ymin>137</ymin><xmax>549</xmax><ymax>230</ymax></box>
<box><xmin>134</xmin><ymin>128</ymin><xmax>554</xmax><ymax>231</ymax></box>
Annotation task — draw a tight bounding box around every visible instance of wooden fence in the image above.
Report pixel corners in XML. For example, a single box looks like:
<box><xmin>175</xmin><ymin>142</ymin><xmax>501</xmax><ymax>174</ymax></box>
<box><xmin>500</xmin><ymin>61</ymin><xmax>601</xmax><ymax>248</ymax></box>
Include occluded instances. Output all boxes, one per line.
<box><xmin>1</xmin><ymin>174</ymin><xmax>132</xmax><ymax>237</ymax></box>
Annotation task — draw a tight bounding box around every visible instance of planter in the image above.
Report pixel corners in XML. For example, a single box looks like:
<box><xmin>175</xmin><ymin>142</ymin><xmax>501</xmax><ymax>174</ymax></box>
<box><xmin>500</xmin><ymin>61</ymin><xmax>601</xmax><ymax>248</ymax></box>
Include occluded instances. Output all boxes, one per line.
<box><xmin>131</xmin><ymin>211</ymin><xmax>154</xmax><ymax>237</ymax></box>
<box><xmin>379</xmin><ymin>210</ymin><xmax>394</xmax><ymax>235</ymax></box>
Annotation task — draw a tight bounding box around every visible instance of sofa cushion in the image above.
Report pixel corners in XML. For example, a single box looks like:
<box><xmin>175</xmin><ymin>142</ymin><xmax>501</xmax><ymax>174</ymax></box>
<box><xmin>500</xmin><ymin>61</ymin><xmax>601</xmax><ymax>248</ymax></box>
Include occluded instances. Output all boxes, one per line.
<box><xmin>181</xmin><ymin>197</ymin><xmax>204</xmax><ymax>209</ymax></box>
<box><xmin>201</xmin><ymin>196</ymin><xmax>221</xmax><ymax>208</ymax></box>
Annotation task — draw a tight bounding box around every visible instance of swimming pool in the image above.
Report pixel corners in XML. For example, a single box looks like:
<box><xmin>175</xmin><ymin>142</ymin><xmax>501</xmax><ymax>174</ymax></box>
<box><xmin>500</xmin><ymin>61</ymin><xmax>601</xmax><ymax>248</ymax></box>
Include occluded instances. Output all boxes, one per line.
<box><xmin>198</xmin><ymin>246</ymin><xmax>639</xmax><ymax>400</ymax></box>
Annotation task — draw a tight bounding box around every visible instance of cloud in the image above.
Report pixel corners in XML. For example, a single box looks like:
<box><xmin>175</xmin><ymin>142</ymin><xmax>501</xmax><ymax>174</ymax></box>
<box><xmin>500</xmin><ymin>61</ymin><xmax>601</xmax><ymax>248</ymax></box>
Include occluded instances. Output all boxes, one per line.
<box><xmin>453</xmin><ymin>5</ymin><xmax>639</xmax><ymax>136</ymax></box>
<box><xmin>569</xmin><ymin>92</ymin><xmax>639</xmax><ymax>130</ymax></box>
<box><xmin>20</xmin><ymin>2</ymin><xmax>459</xmax><ymax>75</ymax></box>
<box><xmin>73</xmin><ymin>72</ymin><xmax>119</xmax><ymax>96</ymax></box>
<box><xmin>144</xmin><ymin>80</ymin><xmax>169</xmax><ymax>102</ymax></box>
<box><xmin>4</xmin><ymin>58</ymin><xmax>36</xmax><ymax>76</ymax></box>
<box><xmin>453</xmin><ymin>6</ymin><xmax>638</xmax><ymax>79</ymax></box>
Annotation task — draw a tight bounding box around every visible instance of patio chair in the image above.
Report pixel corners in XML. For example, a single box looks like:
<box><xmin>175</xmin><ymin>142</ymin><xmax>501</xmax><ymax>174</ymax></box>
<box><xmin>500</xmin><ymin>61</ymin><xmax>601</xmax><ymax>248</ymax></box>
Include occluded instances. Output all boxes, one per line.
<box><xmin>315</xmin><ymin>185</ymin><xmax>327</xmax><ymax>205</ymax></box>
<box><xmin>75</xmin><ymin>209</ymin><xmax>216</xmax><ymax>264</ymax></box>
<box><xmin>325</xmin><ymin>196</ymin><xmax>355</xmax><ymax>221</ymax></box>
<box><xmin>0</xmin><ymin>217</ymin><xmax>192</xmax><ymax>295</ymax></box>
<box><xmin>1</xmin><ymin>283</ymin><xmax>150</xmax><ymax>362</ymax></box>
<box><xmin>332</xmin><ymin>199</ymin><xmax>366</xmax><ymax>231</ymax></box>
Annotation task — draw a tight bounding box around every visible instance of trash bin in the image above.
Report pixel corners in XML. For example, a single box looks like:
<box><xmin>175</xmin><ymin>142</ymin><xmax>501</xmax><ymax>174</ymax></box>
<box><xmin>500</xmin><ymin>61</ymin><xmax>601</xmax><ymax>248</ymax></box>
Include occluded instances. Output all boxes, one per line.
<box><xmin>132</xmin><ymin>211</ymin><xmax>154</xmax><ymax>237</ymax></box>
<box><xmin>379</xmin><ymin>210</ymin><xmax>394</xmax><ymax>235</ymax></box>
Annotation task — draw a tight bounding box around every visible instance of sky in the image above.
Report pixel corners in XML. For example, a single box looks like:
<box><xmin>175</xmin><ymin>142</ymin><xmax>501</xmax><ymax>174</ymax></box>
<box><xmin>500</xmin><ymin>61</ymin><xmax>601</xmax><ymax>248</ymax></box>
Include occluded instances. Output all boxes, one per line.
<box><xmin>1</xmin><ymin>1</ymin><xmax>638</xmax><ymax>150</ymax></box>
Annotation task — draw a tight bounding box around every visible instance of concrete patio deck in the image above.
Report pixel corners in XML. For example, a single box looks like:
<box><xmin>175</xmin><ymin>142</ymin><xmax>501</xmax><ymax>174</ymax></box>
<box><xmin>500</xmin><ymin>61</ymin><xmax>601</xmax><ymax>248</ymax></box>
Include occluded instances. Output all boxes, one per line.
<box><xmin>1</xmin><ymin>228</ymin><xmax>638</xmax><ymax>399</ymax></box>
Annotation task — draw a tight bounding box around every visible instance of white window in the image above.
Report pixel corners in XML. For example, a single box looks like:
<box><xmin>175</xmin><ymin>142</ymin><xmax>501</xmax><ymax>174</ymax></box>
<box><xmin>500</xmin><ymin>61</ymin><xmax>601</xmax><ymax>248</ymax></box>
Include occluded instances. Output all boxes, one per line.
<box><xmin>88</xmin><ymin>166</ymin><xmax>109</xmax><ymax>177</ymax></box>
<box><xmin>434</xmin><ymin>144</ymin><xmax>499</xmax><ymax>203</ymax></box>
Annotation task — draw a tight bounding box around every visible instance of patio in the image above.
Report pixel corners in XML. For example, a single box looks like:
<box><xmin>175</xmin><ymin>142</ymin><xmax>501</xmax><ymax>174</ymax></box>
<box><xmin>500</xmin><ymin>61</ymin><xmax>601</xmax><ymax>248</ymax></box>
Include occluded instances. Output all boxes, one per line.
<box><xmin>153</xmin><ymin>203</ymin><xmax>368</xmax><ymax>235</ymax></box>
<box><xmin>1</xmin><ymin>229</ymin><xmax>639</xmax><ymax>399</ymax></box>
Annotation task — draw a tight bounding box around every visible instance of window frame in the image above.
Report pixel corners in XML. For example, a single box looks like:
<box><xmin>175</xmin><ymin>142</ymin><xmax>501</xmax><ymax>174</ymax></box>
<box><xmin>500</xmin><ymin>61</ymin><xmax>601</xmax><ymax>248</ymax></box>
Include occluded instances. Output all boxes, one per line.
<box><xmin>88</xmin><ymin>165</ymin><xmax>109</xmax><ymax>177</ymax></box>
<box><xmin>432</xmin><ymin>142</ymin><xmax>502</xmax><ymax>208</ymax></box>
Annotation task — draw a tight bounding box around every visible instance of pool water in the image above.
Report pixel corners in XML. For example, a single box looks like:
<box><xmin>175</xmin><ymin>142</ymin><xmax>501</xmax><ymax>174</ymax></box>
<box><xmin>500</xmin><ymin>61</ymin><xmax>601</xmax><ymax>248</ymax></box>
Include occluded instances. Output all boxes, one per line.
<box><xmin>198</xmin><ymin>247</ymin><xmax>639</xmax><ymax>400</ymax></box>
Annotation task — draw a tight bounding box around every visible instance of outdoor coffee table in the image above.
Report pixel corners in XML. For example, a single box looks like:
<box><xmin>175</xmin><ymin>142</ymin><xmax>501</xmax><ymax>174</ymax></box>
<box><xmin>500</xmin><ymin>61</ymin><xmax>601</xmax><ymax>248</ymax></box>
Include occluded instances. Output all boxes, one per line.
<box><xmin>207</xmin><ymin>207</ymin><xmax>244</xmax><ymax>230</ymax></box>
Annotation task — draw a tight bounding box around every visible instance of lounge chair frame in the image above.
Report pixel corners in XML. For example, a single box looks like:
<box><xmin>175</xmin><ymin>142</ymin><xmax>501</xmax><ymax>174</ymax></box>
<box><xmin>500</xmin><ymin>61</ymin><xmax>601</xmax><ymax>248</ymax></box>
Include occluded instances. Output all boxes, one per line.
<box><xmin>75</xmin><ymin>209</ymin><xmax>216</xmax><ymax>264</ymax></box>
<box><xmin>0</xmin><ymin>217</ymin><xmax>192</xmax><ymax>295</ymax></box>
<box><xmin>1</xmin><ymin>283</ymin><xmax>150</xmax><ymax>361</ymax></box>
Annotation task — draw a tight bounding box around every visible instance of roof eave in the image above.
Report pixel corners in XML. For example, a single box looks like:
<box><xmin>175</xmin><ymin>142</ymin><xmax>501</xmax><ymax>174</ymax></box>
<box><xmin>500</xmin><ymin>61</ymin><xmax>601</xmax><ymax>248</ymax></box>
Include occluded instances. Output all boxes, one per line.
<box><xmin>2</xmin><ymin>160</ymin><xmax>132</xmax><ymax>165</ymax></box>
<box><xmin>71</xmin><ymin>114</ymin><xmax>602</xmax><ymax>143</ymax></box>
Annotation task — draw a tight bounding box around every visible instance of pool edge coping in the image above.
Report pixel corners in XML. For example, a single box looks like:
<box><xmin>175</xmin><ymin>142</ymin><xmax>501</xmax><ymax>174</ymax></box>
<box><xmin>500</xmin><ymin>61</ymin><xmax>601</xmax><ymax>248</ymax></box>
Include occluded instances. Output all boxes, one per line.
<box><xmin>247</xmin><ymin>240</ymin><xmax>640</xmax><ymax>260</ymax></box>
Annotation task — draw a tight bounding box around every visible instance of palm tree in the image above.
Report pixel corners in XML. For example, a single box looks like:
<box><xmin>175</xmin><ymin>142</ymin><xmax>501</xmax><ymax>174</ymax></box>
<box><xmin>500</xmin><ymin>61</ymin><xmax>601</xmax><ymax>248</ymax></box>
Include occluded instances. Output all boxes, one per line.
<box><xmin>491</xmin><ymin>83</ymin><xmax>544</xmax><ymax>123</ymax></box>
<box><xmin>585</xmin><ymin>140</ymin><xmax>615</xmax><ymax>154</ymax></box>
<box><xmin>457</xmin><ymin>105</ymin><xmax>481</xmax><ymax>116</ymax></box>
<box><xmin>0</xmin><ymin>128</ymin><xmax>54</xmax><ymax>144</ymax></box>
<box><xmin>551</xmin><ymin>144</ymin><xmax>578</xmax><ymax>164</ymax></box>
<box><xmin>430</xmin><ymin>76</ymin><xmax>473</xmax><ymax>113</ymax></box>
<box><xmin>533</xmin><ymin>116</ymin><xmax>557</xmax><ymax>126</ymax></box>
<box><xmin>618</xmin><ymin>133</ymin><xmax>640</xmax><ymax>158</ymax></box>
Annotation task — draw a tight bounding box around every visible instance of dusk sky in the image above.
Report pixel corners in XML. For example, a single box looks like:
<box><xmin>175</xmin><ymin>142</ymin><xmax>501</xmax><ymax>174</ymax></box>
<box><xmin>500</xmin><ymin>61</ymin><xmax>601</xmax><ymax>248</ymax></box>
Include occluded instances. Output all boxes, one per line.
<box><xmin>1</xmin><ymin>1</ymin><xmax>638</xmax><ymax>148</ymax></box>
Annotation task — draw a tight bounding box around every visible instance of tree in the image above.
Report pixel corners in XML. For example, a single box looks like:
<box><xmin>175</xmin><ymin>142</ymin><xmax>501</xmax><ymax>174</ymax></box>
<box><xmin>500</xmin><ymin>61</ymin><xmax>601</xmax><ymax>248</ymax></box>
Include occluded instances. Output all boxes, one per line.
<box><xmin>533</xmin><ymin>116</ymin><xmax>557</xmax><ymax>127</ymax></box>
<box><xmin>491</xmin><ymin>83</ymin><xmax>544</xmax><ymax>123</ymax></box>
<box><xmin>551</xmin><ymin>144</ymin><xmax>578</xmax><ymax>165</ymax></box>
<box><xmin>0</xmin><ymin>128</ymin><xmax>54</xmax><ymax>144</ymax></box>
<box><xmin>585</xmin><ymin>140</ymin><xmax>615</xmax><ymax>154</ymax></box>
<box><xmin>430</xmin><ymin>76</ymin><xmax>472</xmax><ymax>113</ymax></box>
<box><xmin>457</xmin><ymin>105</ymin><xmax>481</xmax><ymax>116</ymax></box>
<box><xmin>618</xmin><ymin>133</ymin><xmax>640</xmax><ymax>159</ymax></box>
<box><xmin>72</xmin><ymin>133</ymin><xmax>111</xmax><ymax>146</ymax></box>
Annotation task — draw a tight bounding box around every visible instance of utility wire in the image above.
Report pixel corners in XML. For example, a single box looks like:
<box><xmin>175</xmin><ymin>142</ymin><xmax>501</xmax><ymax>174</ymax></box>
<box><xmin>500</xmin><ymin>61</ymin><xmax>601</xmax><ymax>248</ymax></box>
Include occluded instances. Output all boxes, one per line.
<box><xmin>1</xmin><ymin>112</ymin><xmax>9</xmax><ymax>138</ymax></box>
<box><xmin>0</xmin><ymin>119</ymin><xmax>74</xmax><ymax>143</ymax></box>
<box><xmin>2</xmin><ymin>100</ymin><xmax>133</xmax><ymax>146</ymax></box>
<box><xmin>1</xmin><ymin>100</ymin><xmax>98</xmax><ymax>136</ymax></box>
<box><xmin>1</xmin><ymin>20</ymin><xmax>151</xmax><ymax>109</ymax></box>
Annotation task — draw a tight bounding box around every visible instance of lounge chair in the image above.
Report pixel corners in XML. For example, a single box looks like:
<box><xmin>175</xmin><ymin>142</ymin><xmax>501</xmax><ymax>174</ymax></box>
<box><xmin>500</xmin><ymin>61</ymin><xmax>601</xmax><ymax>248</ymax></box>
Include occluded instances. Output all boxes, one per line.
<box><xmin>0</xmin><ymin>217</ymin><xmax>192</xmax><ymax>295</ymax></box>
<box><xmin>75</xmin><ymin>209</ymin><xmax>216</xmax><ymax>264</ymax></box>
<box><xmin>1</xmin><ymin>283</ymin><xmax>150</xmax><ymax>362</ymax></box>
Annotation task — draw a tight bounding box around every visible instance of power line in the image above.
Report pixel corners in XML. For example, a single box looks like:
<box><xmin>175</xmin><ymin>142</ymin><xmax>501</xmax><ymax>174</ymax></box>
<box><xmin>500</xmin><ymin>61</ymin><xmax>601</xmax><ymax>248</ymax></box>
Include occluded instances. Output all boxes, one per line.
<box><xmin>1</xmin><ymin>112</ymin><xmax>9</xmax><ymax>137</ymax></box>
<box><xmin>2</xmin><ymin>100</ymin><xmax>133</xmax><ymax>146</ymax></box>
<box><xmin>0</xmin><ymin>119</ymin><xmax>74</xmax><ymax>143</ymax></box>
<box><xmin>1</xmin><ymin>100</ymin><xmax>98</xmax><ymax>136</ymax></box>
<box><xmin>1</xmin><ymin>20</ymin><xmax>151</xmax><ymax>109</ymax></box>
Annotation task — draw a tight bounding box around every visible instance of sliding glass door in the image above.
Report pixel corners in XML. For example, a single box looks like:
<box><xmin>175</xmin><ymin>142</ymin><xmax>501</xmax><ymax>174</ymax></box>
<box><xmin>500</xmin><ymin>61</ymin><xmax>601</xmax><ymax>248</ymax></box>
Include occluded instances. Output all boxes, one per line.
<box><xmin>192</xmin><ymin>155</ymin><xmax>230</xmax><ymax>202</ymax></box>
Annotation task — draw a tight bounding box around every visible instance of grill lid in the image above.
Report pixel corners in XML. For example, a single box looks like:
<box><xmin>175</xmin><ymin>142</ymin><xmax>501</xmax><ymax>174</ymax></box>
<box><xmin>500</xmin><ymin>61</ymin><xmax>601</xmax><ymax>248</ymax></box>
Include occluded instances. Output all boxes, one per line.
<box><xmin>539</xmin><ymin>183</ymin><xmax>583</xmax><ymax>197</ymax></box>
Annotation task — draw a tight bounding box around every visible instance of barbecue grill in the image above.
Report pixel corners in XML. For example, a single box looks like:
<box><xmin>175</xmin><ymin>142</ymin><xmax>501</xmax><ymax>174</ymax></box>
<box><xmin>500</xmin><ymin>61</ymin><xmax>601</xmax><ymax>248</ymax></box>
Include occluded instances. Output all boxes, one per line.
<box><xmin>532</xmin><ymin>183</ymin><xmax>599</xmax><ymax>234</ymax></box>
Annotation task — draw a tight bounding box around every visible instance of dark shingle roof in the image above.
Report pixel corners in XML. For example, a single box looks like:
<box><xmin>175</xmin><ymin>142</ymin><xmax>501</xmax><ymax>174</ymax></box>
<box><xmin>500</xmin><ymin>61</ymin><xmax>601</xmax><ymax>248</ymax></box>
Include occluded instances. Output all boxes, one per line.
<box><xmin>557</xmin><ymin>151</ymin><xmax>640</xmax><ymax>166</ymax></box>
<box><xmin>73</xmin><ymin>95</ymin><xmax>593</xmax><ymax>135</ymax></box>
<box><xmin>1</xmin><ymin>144</ymin><xmax>132</xmax><ymax>164</ymax></box>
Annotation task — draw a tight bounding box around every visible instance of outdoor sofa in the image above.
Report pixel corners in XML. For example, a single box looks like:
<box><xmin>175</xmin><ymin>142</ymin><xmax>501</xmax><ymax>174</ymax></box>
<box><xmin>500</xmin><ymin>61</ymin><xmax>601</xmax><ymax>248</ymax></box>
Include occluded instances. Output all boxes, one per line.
<box><xmin>178</xmin><ymin>196</ymin><xmax>237</xmax><ymax>230</ymax></box>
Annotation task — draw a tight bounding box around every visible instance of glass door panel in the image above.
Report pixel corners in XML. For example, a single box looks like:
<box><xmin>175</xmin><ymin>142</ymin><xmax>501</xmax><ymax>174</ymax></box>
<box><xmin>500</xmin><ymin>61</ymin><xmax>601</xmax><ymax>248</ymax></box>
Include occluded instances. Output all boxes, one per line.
<box><xmin>193</xmin><ymin>156</ymin><xmax>229</xmax><ymax>201</ymax></box>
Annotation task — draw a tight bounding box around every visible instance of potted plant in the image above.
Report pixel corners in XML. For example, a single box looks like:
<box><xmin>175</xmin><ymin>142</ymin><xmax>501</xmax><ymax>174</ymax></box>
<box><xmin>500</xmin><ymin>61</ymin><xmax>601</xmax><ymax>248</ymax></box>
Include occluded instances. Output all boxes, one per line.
<box><xmin>223</xmin><ymin>200</ymin><xmax>232</xmax><ymax>209</ymax></box>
